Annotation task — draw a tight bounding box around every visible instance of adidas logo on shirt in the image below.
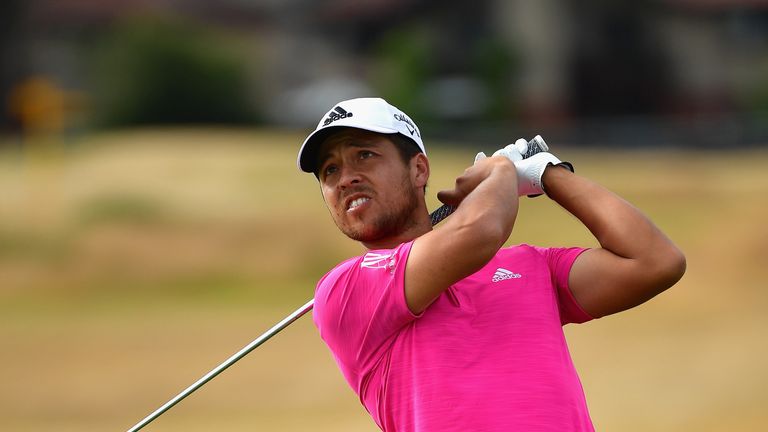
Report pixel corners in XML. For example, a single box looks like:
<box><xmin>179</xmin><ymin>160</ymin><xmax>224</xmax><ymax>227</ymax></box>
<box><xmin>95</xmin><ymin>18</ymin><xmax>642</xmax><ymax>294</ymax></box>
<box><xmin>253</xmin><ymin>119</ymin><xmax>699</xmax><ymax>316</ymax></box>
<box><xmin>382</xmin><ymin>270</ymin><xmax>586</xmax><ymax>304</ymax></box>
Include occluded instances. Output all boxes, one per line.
<box><xmin>492</xmin><ymin>268</ymin><xmax>521</xmax><ymax>283</ymax></box>
<box><xmin>361</xmin><ymin>252</ymin><xmax>396</xmax><ymax>270</ymax></box>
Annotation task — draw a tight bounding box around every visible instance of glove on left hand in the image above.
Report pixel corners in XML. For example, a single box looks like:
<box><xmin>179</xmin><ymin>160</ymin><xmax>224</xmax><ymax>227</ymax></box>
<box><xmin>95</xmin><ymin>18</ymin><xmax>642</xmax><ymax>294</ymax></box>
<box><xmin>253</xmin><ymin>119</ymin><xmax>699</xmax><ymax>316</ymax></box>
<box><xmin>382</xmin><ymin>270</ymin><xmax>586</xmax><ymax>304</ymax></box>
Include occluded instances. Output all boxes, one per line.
<box><xmin>514</xmin><ymin>152</ymin><xmax>574</xmax><ymax>197</ymax></box>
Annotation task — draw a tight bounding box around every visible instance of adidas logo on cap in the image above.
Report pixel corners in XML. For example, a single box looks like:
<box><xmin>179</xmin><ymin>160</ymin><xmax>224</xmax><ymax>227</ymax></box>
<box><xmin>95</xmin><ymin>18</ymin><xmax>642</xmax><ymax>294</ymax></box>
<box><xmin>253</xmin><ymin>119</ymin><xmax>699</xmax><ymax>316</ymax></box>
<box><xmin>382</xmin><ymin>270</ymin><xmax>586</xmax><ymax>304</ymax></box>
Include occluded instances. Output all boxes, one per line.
<box><xmin>323</xmin><ymin>106</ymin><xmax>354</xmax><ymax>126</ymax></box>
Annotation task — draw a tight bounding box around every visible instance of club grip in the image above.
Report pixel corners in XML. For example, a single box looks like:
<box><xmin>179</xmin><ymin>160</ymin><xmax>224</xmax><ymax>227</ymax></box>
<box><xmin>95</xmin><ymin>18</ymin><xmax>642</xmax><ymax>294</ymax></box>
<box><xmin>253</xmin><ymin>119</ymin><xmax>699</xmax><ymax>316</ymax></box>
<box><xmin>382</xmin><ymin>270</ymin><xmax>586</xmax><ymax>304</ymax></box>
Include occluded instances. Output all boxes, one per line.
<box><xmin>429</xmin><ymin>135</ymin><xmax>548</xmax><ymax>226</ymax></box>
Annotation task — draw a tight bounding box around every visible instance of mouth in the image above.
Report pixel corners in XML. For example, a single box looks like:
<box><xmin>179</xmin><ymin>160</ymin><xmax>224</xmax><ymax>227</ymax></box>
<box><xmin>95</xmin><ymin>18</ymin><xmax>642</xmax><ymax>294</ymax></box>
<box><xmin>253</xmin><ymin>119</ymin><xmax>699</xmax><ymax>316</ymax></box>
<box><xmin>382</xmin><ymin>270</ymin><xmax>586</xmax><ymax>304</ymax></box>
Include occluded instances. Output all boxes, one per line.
<box><xmin>345</xmin><ymin>196</ymin><xmax>371</xmax><ymax>213</ymax></box>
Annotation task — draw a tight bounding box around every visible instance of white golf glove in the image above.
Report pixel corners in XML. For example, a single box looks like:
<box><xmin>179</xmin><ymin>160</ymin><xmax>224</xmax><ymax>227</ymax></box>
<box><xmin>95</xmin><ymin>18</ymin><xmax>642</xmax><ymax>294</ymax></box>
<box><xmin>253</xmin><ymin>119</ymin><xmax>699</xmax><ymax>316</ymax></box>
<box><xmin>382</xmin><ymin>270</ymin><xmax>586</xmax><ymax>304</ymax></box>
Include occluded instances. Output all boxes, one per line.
<box><xmin>474</xmin><ymin>138</ymin><xmax>529</xmax><ymax>164</ymax></box>
<box><xmin>475</xmin><ymin>138</ymin><xmax>573</xmax><ymax>197</ymax></box>
<box><xmin>514</xmin><ymin>152</ymin><xmax>573</xmax><ymax>197</ymax></box>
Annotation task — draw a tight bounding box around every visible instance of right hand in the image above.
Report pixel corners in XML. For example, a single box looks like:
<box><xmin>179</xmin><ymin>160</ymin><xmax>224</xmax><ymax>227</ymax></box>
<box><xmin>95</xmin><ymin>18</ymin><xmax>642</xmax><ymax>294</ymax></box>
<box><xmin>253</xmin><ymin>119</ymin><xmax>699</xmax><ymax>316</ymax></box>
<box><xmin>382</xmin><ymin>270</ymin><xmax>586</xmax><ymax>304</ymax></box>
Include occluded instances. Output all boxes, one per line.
<box><xmin>437</xmin><ymin>156</ymin><xmax>517</xmax><ymax>207</ymax></box>
<box><xmin>477</xmin><ymin>138</ymin><xmax>573</xmax><ymax>197</ymax></box>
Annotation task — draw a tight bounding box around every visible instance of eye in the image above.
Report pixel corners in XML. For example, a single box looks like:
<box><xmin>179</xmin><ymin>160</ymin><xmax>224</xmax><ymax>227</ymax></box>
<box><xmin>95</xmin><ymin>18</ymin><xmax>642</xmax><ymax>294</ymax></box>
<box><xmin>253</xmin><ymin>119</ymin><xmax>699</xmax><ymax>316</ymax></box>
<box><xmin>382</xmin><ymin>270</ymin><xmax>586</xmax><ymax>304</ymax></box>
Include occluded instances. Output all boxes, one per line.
<box><xmin>359</xmin><ymin>150</ymin><xmax>375</xmax><ymax>160</ymax></box>
<box><xmin>322</xmin><ymin>164</ymin><xmax>338</xmax><ymax>178</ymax></box>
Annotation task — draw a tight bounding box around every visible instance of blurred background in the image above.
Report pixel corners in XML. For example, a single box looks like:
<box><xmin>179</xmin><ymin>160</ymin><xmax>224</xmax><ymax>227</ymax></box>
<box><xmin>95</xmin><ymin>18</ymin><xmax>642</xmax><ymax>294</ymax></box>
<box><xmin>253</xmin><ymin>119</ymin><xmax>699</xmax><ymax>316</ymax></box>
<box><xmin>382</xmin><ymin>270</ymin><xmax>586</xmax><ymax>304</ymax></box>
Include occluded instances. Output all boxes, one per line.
<box><xmin>1</xmin><ymin>1</ymin><xmax>767</xmax><ymax>431</ymax></box>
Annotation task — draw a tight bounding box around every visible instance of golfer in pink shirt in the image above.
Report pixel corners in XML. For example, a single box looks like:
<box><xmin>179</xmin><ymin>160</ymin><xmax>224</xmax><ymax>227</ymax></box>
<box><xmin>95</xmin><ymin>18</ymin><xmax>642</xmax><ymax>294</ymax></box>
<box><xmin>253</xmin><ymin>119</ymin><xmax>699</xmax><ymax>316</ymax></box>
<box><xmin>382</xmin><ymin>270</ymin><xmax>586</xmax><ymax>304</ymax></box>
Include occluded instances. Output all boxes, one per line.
<box><xmin>297</xmin><ymin>98</ymin><xmax>686</xmax><ymax>431</ymax></box>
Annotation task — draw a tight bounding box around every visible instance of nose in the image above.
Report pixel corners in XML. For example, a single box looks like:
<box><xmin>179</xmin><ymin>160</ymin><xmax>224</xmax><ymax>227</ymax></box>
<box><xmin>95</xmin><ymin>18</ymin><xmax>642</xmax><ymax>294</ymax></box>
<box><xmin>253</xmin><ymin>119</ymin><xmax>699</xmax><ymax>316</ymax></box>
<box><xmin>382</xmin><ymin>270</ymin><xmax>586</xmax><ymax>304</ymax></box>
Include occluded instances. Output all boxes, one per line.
<box><xmin>337</xmin><ymin>165</ymin><xmax>362</xmax><ymax>190</ymax></box>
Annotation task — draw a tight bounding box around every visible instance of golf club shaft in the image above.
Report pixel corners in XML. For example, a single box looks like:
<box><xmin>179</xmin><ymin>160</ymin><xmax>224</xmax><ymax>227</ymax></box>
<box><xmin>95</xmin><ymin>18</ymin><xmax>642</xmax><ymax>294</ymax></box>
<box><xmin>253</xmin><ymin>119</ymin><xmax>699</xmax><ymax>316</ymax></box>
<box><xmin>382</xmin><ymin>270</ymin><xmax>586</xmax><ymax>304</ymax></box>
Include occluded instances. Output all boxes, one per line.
<box><xmin>128</xmin><ymin>136</ymin><xmax>547</xmax><ymax>431</ymax></box>
<box><xmin>127</xmin><ymin>299</ymin><xmax>314</xmax><ymax>432</ymax></box>
<box><xmin>127</xmin><ymin>198</ymin><xmax>460</xmax><ymax>431</ymax></box>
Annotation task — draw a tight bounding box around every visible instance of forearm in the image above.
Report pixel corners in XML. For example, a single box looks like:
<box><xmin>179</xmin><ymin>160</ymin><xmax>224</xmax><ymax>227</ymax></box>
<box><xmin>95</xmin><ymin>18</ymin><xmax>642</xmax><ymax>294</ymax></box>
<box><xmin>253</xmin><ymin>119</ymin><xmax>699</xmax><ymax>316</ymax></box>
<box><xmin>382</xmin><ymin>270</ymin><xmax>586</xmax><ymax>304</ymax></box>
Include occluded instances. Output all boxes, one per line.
<box><xmin>444</xmin><ymin>158</ymin><xmax>519</xmax><ymax>252</ymax></box>
<box><xmin>543</xmin><ymin>165</ymin><xmax>686</xmax><ymax>316</ymax></box>
<box><xmin>436</xmin><ymin>157</ymin><xmax>519</xmax><ymax>264</ymax></box>
<box><xmin>543</xmin><ymin>166</ymin><xmax>666</xmax><ymax>259</ymax></box>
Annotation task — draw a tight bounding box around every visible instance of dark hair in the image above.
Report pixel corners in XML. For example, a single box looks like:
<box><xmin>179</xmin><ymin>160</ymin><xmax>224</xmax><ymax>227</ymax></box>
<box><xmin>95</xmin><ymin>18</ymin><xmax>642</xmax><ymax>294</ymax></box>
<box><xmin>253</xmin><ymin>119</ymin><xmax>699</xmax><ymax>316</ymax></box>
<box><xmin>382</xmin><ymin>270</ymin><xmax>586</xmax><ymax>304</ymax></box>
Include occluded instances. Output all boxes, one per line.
<box><xmin>389</xmin><ymin>133</ymin><xmax>423</xmax><ymax>164</ymax></box>
<box><xmin>389</xmin><ymin>133</ymin><xmax>427</xmax><ymax>193</ymax></box>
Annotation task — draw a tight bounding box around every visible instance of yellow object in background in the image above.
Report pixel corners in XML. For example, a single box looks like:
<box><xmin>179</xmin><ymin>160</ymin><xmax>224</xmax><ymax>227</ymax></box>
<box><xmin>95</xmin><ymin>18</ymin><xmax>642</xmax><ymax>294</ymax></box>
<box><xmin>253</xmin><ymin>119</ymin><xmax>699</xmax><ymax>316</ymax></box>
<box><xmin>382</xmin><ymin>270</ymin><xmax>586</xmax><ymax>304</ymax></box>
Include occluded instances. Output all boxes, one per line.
<box><xmin>6</xmin><ymin>75</ymin><xmax>71</xmax><ymax>227</ymax></box>
<box><xmin>8</xmin><ymin>75</ymin><xmax>66</xmax><ymax>135</ymax></box>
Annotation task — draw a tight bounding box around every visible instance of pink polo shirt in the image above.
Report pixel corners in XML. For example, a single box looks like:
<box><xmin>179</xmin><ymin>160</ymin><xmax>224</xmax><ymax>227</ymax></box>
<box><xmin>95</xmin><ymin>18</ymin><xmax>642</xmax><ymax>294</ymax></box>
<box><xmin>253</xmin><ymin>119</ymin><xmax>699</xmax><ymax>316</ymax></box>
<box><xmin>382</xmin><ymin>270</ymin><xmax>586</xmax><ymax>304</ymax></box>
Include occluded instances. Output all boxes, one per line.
<box><xmin>313</xmin><ymin>241</ymin><xmax>594</xmax><ymax>431</ymax></box>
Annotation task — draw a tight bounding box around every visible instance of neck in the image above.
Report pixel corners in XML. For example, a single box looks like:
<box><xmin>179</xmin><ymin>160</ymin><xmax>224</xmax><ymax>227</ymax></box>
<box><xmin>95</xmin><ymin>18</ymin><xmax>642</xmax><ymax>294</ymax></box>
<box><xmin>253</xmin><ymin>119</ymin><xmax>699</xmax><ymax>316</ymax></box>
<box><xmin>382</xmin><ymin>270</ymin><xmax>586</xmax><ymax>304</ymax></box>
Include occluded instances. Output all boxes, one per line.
<box><xmin>361</xmin><ymin>208</ymin><xmax>432</xmax><ymax>250</ymax></box>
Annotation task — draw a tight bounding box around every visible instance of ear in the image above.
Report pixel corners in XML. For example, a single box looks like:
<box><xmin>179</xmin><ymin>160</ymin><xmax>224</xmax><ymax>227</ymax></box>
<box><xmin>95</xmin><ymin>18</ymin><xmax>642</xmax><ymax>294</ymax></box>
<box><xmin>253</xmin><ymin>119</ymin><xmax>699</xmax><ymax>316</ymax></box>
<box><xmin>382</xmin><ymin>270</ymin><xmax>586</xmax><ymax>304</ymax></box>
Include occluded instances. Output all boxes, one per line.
<box><xmin>411</xmin><ymin>153</ymin><xmax>430</xmax><ymax>189</ymax></box>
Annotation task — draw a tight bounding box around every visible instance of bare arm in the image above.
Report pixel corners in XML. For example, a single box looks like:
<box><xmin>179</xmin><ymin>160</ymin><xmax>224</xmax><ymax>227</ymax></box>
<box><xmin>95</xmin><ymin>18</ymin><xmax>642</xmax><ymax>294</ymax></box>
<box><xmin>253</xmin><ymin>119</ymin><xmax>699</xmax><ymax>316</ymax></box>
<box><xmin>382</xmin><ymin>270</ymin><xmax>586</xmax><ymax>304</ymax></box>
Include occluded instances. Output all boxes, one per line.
<box><xmin>543</xmin><ymin>166</ymin><xmax>686</xmax><ymax>318</ymax></box>
<box><xmin>404</xmin><ymin>157</ymin><xmax>519</xmax><ymax>314</ymax></box>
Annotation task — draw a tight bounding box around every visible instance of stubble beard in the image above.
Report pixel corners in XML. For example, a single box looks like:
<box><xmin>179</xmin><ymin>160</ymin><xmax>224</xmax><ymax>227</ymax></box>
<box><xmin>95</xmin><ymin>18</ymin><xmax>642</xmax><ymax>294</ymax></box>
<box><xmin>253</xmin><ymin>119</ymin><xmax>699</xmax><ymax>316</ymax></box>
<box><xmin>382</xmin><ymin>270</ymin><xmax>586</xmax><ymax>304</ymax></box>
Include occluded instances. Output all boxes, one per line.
<box><xmin>337</xmin><ymin>178</ymin><xmax>420</xmax><ymax>244</ymax></box>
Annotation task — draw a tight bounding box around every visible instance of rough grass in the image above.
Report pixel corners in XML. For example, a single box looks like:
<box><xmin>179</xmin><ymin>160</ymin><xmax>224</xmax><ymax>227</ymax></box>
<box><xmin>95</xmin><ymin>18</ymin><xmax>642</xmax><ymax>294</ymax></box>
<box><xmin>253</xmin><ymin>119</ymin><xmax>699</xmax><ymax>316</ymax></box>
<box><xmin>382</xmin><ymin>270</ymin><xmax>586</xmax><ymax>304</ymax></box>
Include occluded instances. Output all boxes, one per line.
<box><xmin>0</xmin><ymin>128</ymin><xmax>766</xmax><ymax>431</ymax></box>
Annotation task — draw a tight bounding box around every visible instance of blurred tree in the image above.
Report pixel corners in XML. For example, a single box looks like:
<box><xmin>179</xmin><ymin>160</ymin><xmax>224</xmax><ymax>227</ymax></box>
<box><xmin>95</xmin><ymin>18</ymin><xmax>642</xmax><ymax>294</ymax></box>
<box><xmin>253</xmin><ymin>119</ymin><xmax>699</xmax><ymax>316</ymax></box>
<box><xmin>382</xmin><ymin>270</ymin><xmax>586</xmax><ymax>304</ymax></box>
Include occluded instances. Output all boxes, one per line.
<box><xmin>371</xmin><ymin>26</ymin><xmax>434</xmax><ymax>122</ymax></box>
<box><xmin>90</xmin><ymin>16</ymin><xmax>257</xmax><ymax>127</ymax></box>
<box><xmin>472</xmin><ymin>37</ymin><xmax>519</xmax><ymax>120</ymax></box>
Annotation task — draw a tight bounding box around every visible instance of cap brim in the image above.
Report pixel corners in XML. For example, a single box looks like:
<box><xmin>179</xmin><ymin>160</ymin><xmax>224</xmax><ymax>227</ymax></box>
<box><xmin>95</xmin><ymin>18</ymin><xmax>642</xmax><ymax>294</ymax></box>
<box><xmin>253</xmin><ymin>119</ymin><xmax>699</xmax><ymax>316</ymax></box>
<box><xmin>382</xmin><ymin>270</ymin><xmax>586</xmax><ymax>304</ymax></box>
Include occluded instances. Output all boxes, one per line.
<box><xmin>297</xmin><ymin>124</ymin><xmax>399</xmax><ymax>173</ymax></box>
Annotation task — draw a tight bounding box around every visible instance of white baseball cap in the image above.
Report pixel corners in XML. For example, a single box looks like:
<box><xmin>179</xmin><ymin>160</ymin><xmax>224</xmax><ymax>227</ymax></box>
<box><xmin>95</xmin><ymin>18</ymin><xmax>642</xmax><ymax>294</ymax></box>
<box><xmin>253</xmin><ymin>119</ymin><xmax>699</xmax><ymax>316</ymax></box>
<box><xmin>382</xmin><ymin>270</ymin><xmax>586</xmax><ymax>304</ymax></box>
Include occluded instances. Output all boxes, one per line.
<box><xmin>297</xmin><ymin>97</ymin><xmax>426</xmax><ymax>173</ymax></box>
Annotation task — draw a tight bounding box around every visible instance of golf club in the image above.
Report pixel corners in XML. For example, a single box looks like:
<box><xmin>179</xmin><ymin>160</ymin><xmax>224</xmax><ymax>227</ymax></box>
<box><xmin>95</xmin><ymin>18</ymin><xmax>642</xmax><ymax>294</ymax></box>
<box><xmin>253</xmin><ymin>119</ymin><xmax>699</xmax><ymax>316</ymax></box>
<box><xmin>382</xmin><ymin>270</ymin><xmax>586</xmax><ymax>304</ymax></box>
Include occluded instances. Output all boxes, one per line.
<box><xmin>126</xmin><ymin>135</ymin><xmax>548</xmax><ymax>432</ymax></box>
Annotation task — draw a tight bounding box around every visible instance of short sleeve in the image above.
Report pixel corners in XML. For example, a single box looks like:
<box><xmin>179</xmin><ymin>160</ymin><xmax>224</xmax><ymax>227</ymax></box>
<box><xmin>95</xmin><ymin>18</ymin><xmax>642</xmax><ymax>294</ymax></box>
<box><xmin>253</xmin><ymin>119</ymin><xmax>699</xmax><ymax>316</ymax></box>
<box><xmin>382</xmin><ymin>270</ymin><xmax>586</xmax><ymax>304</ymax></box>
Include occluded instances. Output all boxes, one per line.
<box><xmin>312</xmin><ymin>241</ymin><xmax>418</xmax><ymax>380</ymax></box>
<box><xmin>532</xmin><ymin>246</ymin><xmax>593</xmax><ymax>325</ymax></box>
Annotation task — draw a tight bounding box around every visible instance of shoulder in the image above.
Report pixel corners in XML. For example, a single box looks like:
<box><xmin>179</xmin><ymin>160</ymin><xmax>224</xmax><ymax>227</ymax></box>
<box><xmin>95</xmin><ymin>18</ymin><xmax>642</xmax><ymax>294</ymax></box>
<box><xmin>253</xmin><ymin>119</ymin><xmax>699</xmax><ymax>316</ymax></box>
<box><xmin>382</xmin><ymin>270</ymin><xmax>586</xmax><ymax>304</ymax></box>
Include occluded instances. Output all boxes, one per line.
<box><xmin>312</xmin><ymin>243</ymin><xmax>417</xmax><ymax>343</ymax></box>
<box><xmin>315</xmin><ymin>255</ymin><xmax>361</xmax><ymax>299</ymax></box>
<box><xmin>509</xmin><ymin>243</ymin><xmax>588</xmax><ymax>264</ymax></box>
<box><xmin>494</xmin><ymin>244</ymin><xmax>588</xmax><ymax>276</ymax></box>
<box><xmin>495</xmin><ymin>243</ymin><xmax>546</xmax><ymax>261</ymax></box>
<box><xmin>319</xmin><ymin>255</ymin><xmax>360</xmax><ymax>284</ymax></box>
<box><xmin>315</xmin><ymin>242</ymin><xmax>413</xmax><ymax>303</ymax></box>
<box><xmin>484</xmin><ymin>244</ymin><xmax>550</xmax><ymax>274</ymax></box>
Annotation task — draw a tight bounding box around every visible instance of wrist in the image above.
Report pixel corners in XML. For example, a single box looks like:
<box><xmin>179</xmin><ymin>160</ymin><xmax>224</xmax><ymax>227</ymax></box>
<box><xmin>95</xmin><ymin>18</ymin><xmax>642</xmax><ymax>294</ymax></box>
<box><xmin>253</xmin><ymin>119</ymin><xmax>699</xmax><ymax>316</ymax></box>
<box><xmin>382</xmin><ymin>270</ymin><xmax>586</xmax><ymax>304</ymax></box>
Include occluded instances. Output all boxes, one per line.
<box><xmin>541</xmin><ymin>163</ymin><xmax>573</xmax><ymax>195</ymax></box>
<box><xmin>490</xmin><ymin>155</ymin><xmax>519</xmax><ymax>196</ymax></box>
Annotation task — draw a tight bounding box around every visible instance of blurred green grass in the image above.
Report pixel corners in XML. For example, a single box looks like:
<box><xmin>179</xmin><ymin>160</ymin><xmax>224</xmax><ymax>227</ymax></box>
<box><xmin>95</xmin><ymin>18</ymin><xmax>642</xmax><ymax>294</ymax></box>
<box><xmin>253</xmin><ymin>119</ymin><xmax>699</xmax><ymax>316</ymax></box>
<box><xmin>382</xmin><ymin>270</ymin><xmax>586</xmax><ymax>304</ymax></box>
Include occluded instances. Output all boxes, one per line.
<box><xmin>0</xmin><ymin>129</ymin><xmax>766</xmax><ymax>431</ymax></box>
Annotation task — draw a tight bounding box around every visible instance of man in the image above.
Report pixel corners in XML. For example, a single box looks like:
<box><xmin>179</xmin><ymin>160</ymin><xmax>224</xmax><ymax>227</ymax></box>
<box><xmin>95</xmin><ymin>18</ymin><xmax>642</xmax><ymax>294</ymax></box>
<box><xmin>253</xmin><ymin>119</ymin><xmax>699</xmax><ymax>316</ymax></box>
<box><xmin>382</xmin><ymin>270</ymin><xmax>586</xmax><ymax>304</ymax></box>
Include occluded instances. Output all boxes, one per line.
<box><xmin>297</xmin><ymin>97</ymin><xmax>686</xmax><ymax>431</ymax></box>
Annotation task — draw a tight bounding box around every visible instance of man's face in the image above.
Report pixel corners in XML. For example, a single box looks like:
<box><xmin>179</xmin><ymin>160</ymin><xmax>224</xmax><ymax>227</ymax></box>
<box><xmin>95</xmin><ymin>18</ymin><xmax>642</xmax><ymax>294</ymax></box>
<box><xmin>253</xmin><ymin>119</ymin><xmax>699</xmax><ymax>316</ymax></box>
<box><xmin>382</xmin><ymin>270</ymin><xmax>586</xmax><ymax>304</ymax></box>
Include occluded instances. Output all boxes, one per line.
<box><xmin>316</xmin><ymin>129</ymin><xmax>426</xmax><ymax>244</ymax></box>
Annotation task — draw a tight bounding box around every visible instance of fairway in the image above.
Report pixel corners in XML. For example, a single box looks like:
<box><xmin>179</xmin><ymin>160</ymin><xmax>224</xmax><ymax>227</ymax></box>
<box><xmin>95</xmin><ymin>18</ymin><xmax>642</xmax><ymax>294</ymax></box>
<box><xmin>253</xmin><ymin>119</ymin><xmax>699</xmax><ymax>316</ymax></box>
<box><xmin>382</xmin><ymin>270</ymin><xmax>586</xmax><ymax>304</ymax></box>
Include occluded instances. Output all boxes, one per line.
<box><xmin>0</xmin><ymin>129</ymin><xmax>766</xmax><ymax>431</ymax></box>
